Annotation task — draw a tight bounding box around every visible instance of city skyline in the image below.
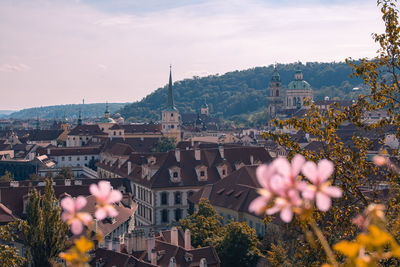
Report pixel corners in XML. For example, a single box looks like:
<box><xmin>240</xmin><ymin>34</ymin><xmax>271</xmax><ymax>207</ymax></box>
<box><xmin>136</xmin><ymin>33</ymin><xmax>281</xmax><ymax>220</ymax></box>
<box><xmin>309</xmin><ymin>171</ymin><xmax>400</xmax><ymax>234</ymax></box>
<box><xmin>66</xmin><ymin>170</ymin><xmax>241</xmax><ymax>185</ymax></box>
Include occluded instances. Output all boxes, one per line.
<box><xmin>1</xmin><ymin>0</ymin><xmax>383</xmax><ymax>110</ymax></box>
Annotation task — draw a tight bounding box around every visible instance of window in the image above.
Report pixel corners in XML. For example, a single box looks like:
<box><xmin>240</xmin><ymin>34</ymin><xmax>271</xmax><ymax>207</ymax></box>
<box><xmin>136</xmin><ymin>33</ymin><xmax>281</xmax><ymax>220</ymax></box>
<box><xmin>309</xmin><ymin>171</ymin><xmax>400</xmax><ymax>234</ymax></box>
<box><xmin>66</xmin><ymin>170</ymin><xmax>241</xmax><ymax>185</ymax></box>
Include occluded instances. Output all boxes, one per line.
<box><xmin>170</xmin><ymin>113</ymin><xmax>174</xmax><ymax>117</ymax></box>
<box><xmin>161</xmin><ymin>192</ymin><xmax>168</xmax><ymax>205</ymax></box>
<box><xmin>113</xmin><ymin>131</ymin><xmax>116</xmax><ymax>135</ymax></box>
<box><xmin>171</xmin><ymin>125</ymin><xmax>174</xmax><ymax>129</ymax></box>
<box><xmin>73</xmin><ymin>137</ymin><xmax>75</xmax><ymax>140</ymax></box>
<box><xmin>68</xmin><ymin>157</ymin><xmax>72</xmax><ymax>161</ymax></box>
<box><xmin>77</xmin><ymin>157</ymin><xmax>80</xmax><ymax>161</ymax></box>
<box><xmin>222</xmin><ymin>169</ymin><xmax>226</xmax><ymax>175</ymax></box>
<box><xmin>61</xmin><ymin>157</ymin><xmax>65</xmax><ymax>161</ymax></box>
<box><xmin>92</xmin><ymin>156</ymin><xmax>95</xmax><ymax>160</ymax></box>
<box><xmin>119</xmin><ymin>131</ymin><xmax>122</xmax><ymax>136</ymax></box>
<box><xmin>175</xmin><ymin>209</ymin><xmax>182</xmax><ymax>221</ymax></box>
<box><xmin>161</xmin><ymin>209</ymin><xmax>169</xmax><ymax>223</ymax></box>
<box><xmin>276</xmin><ymin>90</ymin><xmax>279</xmax><ymax>96</ymax></box>
<box><xmin>84</xmin><ymin>156</ymin><xmax>88</xmax><ymax>160</ymax></box>
<box><xmin>200</xmin><ymin>171</ymin><xmax>205</xmax><ymax>177</ymax></box>
<box><xmin>174</xmin><ymin>192</ymin><xmax>181</xmax><ymax>205</ymax></box>
<box><xmin>173</xmin><ymin>172</ymin><xmax>178</xmax><ymax>178</ymax></box>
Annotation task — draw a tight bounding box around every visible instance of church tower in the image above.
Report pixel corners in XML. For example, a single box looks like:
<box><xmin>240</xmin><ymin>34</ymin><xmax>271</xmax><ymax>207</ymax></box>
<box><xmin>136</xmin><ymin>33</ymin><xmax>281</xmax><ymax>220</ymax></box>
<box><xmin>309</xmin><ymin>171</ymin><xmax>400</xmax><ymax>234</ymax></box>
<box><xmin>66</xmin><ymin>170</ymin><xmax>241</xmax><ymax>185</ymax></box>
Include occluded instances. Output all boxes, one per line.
<box><xmin>161</xmin><ymin>66</ymin><xmax>181</xmax><ymax>141</ymax></box>
<box><xmin>267</xmin><ymin>65</ymin><xmax>283</xmax><ymax>118</ymax></box>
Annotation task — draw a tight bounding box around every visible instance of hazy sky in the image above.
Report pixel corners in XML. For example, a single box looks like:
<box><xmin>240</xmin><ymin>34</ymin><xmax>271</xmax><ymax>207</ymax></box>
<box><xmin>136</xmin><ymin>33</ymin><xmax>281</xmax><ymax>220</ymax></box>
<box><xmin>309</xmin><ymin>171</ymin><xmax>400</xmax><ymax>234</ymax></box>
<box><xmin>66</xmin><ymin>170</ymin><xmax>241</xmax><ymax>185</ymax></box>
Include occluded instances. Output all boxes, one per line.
<box><xmin>0</xmin><ymin>0</ymin><xmax>384</xmax><ymax>110</ymax></box>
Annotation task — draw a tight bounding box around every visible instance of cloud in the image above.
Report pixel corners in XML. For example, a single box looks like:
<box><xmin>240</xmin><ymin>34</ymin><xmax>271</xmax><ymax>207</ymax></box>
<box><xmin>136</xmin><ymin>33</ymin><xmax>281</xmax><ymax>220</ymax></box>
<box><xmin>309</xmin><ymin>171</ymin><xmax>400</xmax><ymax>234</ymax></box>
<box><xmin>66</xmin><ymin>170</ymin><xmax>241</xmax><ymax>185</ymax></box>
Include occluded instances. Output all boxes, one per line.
<box><xmin>0</xmin><ymin>64</ymin><xmax>31</xmax><ymax>72</ymax></box>
<box><xmin>0</xmin><ymin>0</ymin><xmax>385</xmax><ymax>109</ymax></box>
<box><xmin>97</xmin><ymin>64</ymin><xmax>107</xmax><ymax>70</ymax></box>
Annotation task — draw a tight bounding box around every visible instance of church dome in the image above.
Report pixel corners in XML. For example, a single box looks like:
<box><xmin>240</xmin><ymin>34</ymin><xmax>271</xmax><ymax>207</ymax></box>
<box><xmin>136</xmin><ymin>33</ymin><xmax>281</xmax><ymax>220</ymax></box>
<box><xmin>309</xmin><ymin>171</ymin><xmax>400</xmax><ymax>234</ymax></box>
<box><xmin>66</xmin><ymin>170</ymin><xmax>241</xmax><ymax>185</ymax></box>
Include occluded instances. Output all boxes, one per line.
<box><xmin>98</xmin><ymin>117</ymin><xmax>116</xmax><ymax>123</ymax></box>
<box><xmin>287</xmin><ymin>67</ymin><xmax>311</xmax><ymax>90</ymax></box>
<box><xmin>287</xmin><ymin>80</ymin><xmax>311</xmax><ymax>90</ymax></box>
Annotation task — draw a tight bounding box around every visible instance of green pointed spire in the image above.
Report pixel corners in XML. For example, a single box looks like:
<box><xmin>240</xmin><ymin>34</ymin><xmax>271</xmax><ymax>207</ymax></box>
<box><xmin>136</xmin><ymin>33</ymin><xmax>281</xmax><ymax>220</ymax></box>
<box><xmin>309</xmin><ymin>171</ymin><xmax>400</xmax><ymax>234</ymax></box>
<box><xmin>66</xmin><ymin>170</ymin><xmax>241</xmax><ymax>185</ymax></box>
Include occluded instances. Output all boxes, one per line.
<box><xmin>105</xmin><ymin>102</ymin><xmax>110</xmax><ymax>118</ymax></box>
<box><xmin>271</xmin><ymin>64</ymin><xmax>281</xmax><ymax>82</ymax></box>
<box><xmin>36</xmin><ymin>116</ymin><xmax>40</xmax><ymax>130</ymax></box>
<box><xmin>77</xmin><ymin>110</ymin><xmax>82</xmax><ymax>125</ymax></box>
<box><xmin>166</xmin><ymin>65</ymin><xmax>175</xmax><ymax>110</ymax></box>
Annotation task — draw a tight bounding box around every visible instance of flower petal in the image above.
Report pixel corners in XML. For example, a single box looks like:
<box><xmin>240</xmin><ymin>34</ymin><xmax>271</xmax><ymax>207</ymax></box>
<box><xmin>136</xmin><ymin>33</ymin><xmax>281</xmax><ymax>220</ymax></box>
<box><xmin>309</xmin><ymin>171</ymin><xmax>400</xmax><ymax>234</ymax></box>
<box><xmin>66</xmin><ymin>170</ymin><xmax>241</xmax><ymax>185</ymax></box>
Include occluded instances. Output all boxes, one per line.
<box><xmin>75</xmin><ymin>196</ymin><xmax>87</xmax><ymax>211</ymax></box>
<box><xmin>95</xmin><ymin>208</ymin><xmax>107</xmax><ymax>220</ymax></box>
<box><xmin>108</xmin><ymin>190</ymin><xmax>122</xmax><ymax>203</ymax></box>
<box><xmin>70</xmin><ymin>219</ymin><xmax>83</xmax><ymax>235</ymax></box>
<box><xmin>316</xmin><ymin>192</ymin><xmax>331</xmax><ymax>211</ymax></box>
<box><xmin>89</xmin><ymin>184</ymin><xmax>100</xmax><ymax>197</ymax></box>
<box><xmin>291</xmin><ymin>154</ymin><xmax>305</xmax><ymax>177</ymax></box>
<box><xmin>266</xmin><ymin>205</ymin><xmax>281</xmax><ymax>215</ymax></box>
<box><xmin>302</xmin><ymin>161</ymin><xmax>318</xmax><ymax>184</ymax></box>
<box><xmin>61</xmin><ymin>212</ymin><xmax>72</xmax><ymax>222</ymax></box>
<box><xmin>61</xmin><ymin>197</ymin><xmax>75</xmax><ymax>213</ymax></box>
<box><xmin>105</xmin><ymin>205</ymin><xmax>118</xmax><ymax>218</ymax></box>
<box><xmin>98</xmin><ymin>181</ymin><xmax>111</xmax><ymax>196</ymax></box>
<box><xmin>273</xmin><ymin>158</ymin><xmax>291</xmax><ymax>180</ymax></box>
<box><xmin>317</xmin><ymin>159</ymin><xmax>334</xmax><ymax>182</ymax></box>
<box><xmin>280</xmin><ymin>207</ymin><xmax>293</xmax><ymax>223</ymax></box>
<box><xmin>77</xmin><ymin>212</ymin><xmax>93</xmax><ymax>225</ymax></box>
<box><xmin>301</xmin><ymin>185</ymin><xmax>316</xmax><ymax>200</ymax></box>
<box><xmin>249</xmin><ymin>196</ymin><xmax>269</xmax><ymax>215</ymax></box>
<box><xmin>256</xmin><ymin>164</ymin><xmax>270</xmax><ymax>189</ymax></box>
<box><xmin>322</xmin><ymin>186</ymin><xmax>342</xmax><ymax>198</ymax></box>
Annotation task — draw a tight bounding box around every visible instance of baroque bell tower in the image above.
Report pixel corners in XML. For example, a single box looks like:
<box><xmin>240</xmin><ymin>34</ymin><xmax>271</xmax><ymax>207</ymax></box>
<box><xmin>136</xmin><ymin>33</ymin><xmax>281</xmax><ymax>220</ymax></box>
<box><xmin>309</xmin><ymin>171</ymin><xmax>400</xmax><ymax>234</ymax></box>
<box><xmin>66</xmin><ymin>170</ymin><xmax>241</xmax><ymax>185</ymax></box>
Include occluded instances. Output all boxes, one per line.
<box><xmin>267</xmin><ymin>65</ymin><xmax>283</xmax><ymax>119</ymax></box>
<box><xmin>161</xmin><ymin>66</ymin><xmax>181</xmax><ymax>142</ymax></box>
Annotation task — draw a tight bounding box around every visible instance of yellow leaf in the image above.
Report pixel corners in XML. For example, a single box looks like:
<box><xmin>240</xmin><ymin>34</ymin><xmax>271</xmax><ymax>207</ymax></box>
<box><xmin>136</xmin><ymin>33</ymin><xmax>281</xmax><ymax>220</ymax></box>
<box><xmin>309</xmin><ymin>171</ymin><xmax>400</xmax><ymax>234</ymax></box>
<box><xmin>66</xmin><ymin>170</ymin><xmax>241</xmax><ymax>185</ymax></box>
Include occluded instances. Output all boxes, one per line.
<box><xmin>333</xmin><ymin>241</ymin><xmax>360</xmax><ymax>258</ymax></box>
<box><xmin>75</xmin><ymin>236</ymin><xmax>94</xmax><ymax>253</ymax></box>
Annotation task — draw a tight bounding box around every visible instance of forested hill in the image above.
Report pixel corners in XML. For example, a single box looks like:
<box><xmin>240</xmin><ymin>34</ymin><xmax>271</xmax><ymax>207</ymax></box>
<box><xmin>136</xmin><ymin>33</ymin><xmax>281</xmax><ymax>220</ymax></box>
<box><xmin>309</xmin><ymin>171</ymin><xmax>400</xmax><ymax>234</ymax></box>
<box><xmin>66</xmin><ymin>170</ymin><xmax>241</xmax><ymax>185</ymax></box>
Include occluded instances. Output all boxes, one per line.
<box><xmin>120</xmin><ymin>62</ymin><xmax>365</xmax><ymax>125</ymax></box>
<box><xmin>8</xmin><ymin>103</ymin><xmax>127</xmax><ymax>120</ymax></box>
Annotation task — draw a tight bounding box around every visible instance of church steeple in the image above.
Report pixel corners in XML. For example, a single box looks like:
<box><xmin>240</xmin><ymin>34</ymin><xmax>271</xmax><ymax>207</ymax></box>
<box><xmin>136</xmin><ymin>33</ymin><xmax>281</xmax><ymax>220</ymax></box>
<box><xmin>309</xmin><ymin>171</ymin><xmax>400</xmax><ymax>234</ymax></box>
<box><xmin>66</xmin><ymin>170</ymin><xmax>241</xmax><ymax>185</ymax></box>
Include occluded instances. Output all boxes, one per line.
<box><xmin>105</xmin><ymin>102</ymin><xmax>110</xmax><ymax>119</ymax></box>
<box><xmin>166</xmin><ymin>65</ymin><xmax>175</xmax><ymax>110</ymax></box>
<box><xmin>77</xmin><ymin>110</ymin><xmax>82</xmax><ymax>125</ymax></box>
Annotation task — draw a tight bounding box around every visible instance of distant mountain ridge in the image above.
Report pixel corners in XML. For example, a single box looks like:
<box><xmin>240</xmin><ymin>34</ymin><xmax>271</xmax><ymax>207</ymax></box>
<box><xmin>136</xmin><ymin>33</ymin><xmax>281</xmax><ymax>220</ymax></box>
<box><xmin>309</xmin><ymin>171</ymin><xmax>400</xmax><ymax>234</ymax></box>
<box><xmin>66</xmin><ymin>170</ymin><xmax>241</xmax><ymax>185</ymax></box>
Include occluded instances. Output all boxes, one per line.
<box><xmin>8</xmin><ymin>103</ymin><xmax>127</xmax><ymax>120</ymax></box>
<box><xmin>120</xmin><ymin>62</ymin><xmax>365</xmax><ymax>126</ymax></box>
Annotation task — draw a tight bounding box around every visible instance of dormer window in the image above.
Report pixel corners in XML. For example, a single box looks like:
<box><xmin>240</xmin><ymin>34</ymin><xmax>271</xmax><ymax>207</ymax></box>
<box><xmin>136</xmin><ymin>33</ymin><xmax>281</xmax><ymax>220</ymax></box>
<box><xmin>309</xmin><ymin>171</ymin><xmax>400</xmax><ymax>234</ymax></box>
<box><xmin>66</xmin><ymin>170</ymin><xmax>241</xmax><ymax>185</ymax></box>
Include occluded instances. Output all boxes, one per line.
<box><xmin>195</xmin><ymin>165</ymin><xmax>208</xmax><ymax>181</ymax></box>
<box><xmin>168</xmin><ymin>167</ymin><xmax>181</xmax><ymax>182</ymax></box>
<box><xmin>217</xmin><ymin>164</ymin><xmax>228</xmax><ymax>178</ymax></box>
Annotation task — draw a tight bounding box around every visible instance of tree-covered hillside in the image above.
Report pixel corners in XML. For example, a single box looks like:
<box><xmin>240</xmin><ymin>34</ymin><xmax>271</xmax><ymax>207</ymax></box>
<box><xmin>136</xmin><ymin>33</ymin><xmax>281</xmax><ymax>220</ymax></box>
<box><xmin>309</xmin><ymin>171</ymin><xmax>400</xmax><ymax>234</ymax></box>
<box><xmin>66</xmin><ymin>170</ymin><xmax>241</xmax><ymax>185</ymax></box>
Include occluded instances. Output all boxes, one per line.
<box><xmin>8</xmin><ymin>103</ymin><xmax>127</xmax><ymax>120</ymax></box>
<box><xmin>120</xmin><ymin>62</ymin><xmax>365</xmax><ymax>125</ymax></box>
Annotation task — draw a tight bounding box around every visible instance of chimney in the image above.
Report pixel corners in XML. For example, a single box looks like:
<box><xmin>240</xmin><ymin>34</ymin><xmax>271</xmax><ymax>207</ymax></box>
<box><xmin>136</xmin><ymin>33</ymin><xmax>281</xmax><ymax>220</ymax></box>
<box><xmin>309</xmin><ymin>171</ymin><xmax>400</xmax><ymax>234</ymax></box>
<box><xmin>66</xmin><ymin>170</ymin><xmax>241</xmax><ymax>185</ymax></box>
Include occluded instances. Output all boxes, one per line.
<box><xmin>47</xmin><ymin>148</ymin><xmax>51</xmax><ymax>155</ymax></box>
<box><xmin>126</xmin><ymin>233</ymin><xmax>133</xmax><ymax>254</ymax></box>
<box><xmin>171</xmin><ymin>227</ymin><xmax>178</xmax><ymax>246</ymax></box>
<box><xmin>184</xmin><ymin>229</ymin><xmax>191</xmax><ymax>250</ymax></box>
<box><xmin>218</xmin><ymin>144</ymin><xmax>224</xmax><ymax>159</ymax></box>
<box><xmin>131</xmin><ymin>231</ymin><xmax>137</xmax><ymax>251</ymax></box>
<box><xmin>169</xmin><ymin>257</ymin><xmax>177</xmax><ymax>267</ymax></box>
<box><xmin>250</xmin><ymin>155</ymin><xmax>254</xmax><ymax>165</ymax></box>
<box><xmin>194</xmin><ymin>147</ymin><xmax>201</xmax><ymax>161</ymax></box>
<box><xmin>200</xmin><ymin>258</ymin><xmax>208</xmax><ymax>267</ymax></box>
<box><xmin>151</xmin><ymin>249</ymin><xmax>157</xmax><ymax>265</ymax></box>
<box><xmin>127</xmin><ymin>161</ymin><xmax>132</xmax><ymax>175</ymax></box>
<box><xmin>146</xmin><ymin>232</ymin><xmax>155</xmax><ymax>261</ymax></box>
<box><xmin>175</xmin><ymin>148</ymin><xmax>180</xmax><ymax>162</ymax></box>
<box><xmin>138</xmin><ymin>230</ymin><xmax>146</xmax><ymax>251</ymax></box>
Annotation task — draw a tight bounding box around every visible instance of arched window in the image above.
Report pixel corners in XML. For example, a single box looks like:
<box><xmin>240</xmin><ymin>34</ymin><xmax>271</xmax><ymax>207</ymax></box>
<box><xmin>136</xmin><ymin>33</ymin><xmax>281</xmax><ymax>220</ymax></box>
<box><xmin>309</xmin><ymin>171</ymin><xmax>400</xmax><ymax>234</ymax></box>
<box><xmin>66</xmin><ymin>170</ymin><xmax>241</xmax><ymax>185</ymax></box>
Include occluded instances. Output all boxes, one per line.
<box><xmin>161</xmin><ymin>209</ymin><xmax>169</xmax><ymax>223</ymax></box>
<box><xmin>174</xmin><ymin>192</ymin><xmax>181</xmax><ymax>205</ymax></box>
<box><xmin>175</xmin><ymin>209</ymin><xmax>182</xmax><ymax>221</ymax></box>
<box><xmin>161</xmin><ymin>192</ymin><xmax>168</xmax><ymax>205</ymax></box>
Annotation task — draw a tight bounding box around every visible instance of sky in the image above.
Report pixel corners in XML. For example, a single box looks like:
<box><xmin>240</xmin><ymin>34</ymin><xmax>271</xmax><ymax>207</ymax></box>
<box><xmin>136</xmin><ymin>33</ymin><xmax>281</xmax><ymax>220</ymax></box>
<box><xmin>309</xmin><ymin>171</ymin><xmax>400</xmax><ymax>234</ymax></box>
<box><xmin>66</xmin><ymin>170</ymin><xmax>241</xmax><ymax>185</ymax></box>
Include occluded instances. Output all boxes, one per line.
<box><xmin>0</xmin><ymin>0</ymin><xmax>385</xmax><ymax>110</ymax></box>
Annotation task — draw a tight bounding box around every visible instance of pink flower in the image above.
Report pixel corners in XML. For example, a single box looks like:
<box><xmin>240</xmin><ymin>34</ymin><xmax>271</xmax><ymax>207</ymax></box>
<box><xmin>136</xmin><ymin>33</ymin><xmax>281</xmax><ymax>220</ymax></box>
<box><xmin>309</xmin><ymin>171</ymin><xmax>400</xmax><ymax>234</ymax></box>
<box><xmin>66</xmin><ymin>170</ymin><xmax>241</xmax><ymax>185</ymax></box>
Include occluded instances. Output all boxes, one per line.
<box><xmin>89</xmin><ymin>181</ymin><xmax>122</xmax><ymax>220</ymax></box>
<box><xmin>301</xmin><ymin>159</ymin><xmax>342</xmax><ymax>211</ymax></box>
<box><xmin>61</xmin><ymin>196</ymin><xmax>92</xmax><ymax>235</ymax></box>
<box><xmin>249</xmin><ymin>155</ymin><xmax>305</xmax><ymax>221</ymax></box>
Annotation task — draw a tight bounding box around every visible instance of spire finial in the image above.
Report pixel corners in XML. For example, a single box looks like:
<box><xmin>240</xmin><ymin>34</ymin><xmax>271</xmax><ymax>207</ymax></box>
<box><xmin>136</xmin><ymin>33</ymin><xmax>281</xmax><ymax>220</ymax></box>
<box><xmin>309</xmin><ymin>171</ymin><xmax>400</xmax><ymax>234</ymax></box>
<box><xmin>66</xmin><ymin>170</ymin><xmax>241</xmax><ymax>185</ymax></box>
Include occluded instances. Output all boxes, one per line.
<box><xmin>166</xmin><ymin>65</ymin><xmax>175</xmax><ymax>109</ymax></box>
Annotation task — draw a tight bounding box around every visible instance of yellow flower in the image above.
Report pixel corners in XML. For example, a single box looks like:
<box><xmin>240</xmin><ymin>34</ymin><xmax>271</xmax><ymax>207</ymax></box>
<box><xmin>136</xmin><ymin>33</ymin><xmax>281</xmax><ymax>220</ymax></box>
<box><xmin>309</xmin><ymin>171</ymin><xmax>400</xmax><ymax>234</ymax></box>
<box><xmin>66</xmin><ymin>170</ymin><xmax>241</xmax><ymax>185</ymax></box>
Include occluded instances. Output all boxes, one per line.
<box><xmin>333</xmin><ymin>240</ymin><xmax>360</xmax><ymax>258</ymax></box>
